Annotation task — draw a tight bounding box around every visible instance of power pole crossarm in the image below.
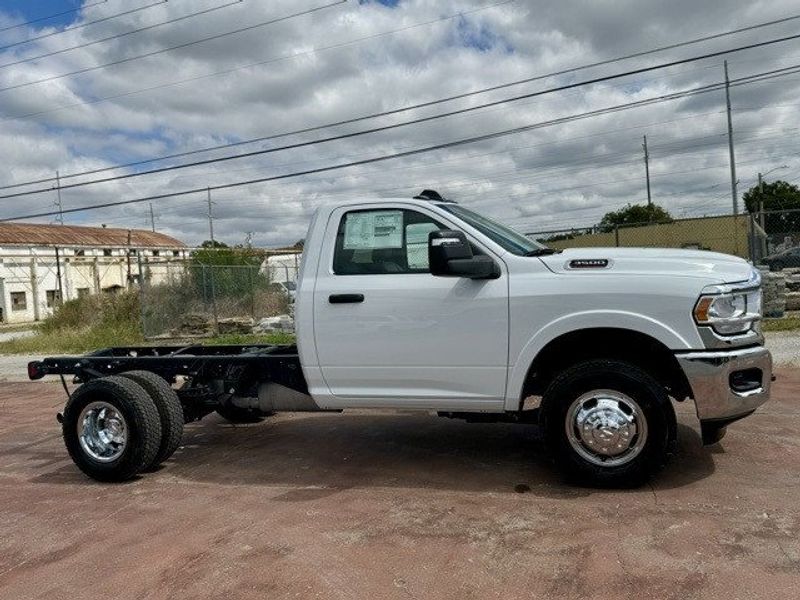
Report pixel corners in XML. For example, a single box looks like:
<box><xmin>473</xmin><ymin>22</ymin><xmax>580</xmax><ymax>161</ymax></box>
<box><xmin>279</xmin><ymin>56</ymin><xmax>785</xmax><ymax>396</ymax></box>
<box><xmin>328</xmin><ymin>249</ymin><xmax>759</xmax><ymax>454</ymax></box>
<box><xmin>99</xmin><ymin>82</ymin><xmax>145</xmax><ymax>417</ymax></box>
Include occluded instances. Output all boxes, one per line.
<box><xmin>725</xmin><ymin>61</ymin><xmax>739</xmax><ymax>215</ymax></box>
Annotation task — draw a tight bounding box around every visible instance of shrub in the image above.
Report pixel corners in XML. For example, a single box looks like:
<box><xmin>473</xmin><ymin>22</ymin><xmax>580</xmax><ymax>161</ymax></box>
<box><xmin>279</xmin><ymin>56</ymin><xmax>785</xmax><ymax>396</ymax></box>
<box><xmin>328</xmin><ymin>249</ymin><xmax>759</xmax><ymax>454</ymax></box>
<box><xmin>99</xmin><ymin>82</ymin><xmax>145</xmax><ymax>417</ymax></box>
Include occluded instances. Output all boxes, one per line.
<box><xmin>39</xmin><ymin>291</ymin><xmax>140</xmax><ymax>334</ymax></box>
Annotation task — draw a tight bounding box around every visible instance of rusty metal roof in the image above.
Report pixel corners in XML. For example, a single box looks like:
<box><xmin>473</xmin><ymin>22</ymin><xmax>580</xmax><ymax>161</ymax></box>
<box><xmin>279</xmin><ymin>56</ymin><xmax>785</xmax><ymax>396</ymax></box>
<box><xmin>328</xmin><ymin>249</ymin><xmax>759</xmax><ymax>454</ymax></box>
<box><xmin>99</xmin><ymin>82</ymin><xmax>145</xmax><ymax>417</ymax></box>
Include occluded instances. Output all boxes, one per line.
<box><xmin>0</xmin><ymin>222</ymin><xmax>186</xmax><ymax>248</ymax></box>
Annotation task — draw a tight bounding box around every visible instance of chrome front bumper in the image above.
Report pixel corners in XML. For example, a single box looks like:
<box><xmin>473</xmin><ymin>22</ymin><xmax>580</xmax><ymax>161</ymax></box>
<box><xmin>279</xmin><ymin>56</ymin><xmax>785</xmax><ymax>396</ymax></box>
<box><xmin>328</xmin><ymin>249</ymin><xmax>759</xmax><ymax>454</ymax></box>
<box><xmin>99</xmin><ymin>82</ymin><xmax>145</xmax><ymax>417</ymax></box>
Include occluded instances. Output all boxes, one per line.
<box><xmin>675</xmin><ymin>345</ymin><xmax>772</xmax><ymax>423</ymax></box>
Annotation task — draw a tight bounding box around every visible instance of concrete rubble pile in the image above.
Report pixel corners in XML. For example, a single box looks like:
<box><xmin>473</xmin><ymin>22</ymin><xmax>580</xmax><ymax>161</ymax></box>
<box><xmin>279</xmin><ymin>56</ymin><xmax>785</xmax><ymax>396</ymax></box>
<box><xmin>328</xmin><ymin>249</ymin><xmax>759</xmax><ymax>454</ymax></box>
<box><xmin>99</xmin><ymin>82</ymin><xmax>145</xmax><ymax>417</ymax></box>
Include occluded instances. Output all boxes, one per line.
<box><xmin>252</xmin><ymin>314</ymin><xmax>294</xmax><ymax>333</ymax></box>
<box><xmin>781</xmin><ymin>268</ymin><xmax>800</xmax><ymax>312</ymax></box>
<box><xmin>217</xmin><ymin>317</ymin><xmax>254</xmax><ymax>335</ymax></box>
<box><xmin>171</xmin><ymin>313</ymin><xmax>214</xmax><ymax>337</ymax></box>
<box><xmin>760</xmin><ymin>268</ymin><xmax>786</xmax><ymax>318</ymax></box>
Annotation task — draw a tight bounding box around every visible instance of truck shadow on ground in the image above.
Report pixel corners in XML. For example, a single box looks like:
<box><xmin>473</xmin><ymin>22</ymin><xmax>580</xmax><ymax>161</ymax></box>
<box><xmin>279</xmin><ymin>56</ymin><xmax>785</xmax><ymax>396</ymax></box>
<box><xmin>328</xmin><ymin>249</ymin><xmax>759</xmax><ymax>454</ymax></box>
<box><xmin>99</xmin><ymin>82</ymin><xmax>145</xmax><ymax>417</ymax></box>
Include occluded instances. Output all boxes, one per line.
<box><xmin>147</xmin><ymin>413</ymin><xmax>716</xmax><ymax>498</ymax></box>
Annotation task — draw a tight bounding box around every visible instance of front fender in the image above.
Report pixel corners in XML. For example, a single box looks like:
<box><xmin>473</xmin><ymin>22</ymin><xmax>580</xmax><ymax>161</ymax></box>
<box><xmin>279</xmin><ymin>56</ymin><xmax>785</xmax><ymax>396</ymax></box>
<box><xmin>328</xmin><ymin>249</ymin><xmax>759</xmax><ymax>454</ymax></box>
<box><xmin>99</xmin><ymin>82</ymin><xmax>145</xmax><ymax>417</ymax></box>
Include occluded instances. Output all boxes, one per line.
<box><xmin>504</xmin><ymin>310</ymin><xmax>695</xmax><ymax>410</ymax></box>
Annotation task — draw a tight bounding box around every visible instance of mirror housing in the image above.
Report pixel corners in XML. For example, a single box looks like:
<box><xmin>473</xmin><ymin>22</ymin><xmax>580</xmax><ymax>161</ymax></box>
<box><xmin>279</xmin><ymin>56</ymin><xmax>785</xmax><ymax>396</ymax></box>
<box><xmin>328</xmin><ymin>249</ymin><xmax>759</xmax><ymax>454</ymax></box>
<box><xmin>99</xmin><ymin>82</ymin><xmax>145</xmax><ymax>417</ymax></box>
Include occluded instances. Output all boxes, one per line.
<box><xmin>428</xmin><ymin>230</ymin><xmax>500</xmax><ymax>279</ymax></box>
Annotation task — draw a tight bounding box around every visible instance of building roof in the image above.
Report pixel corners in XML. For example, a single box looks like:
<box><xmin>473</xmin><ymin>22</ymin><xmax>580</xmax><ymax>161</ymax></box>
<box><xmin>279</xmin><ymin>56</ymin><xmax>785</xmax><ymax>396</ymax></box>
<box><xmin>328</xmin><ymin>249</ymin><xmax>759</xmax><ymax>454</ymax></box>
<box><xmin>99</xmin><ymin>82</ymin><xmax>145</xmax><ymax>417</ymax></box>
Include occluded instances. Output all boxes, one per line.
<box><xmin>0</xmin><ymin>222</ymin><xmax>185</xmax><ymax>248</ymax></box>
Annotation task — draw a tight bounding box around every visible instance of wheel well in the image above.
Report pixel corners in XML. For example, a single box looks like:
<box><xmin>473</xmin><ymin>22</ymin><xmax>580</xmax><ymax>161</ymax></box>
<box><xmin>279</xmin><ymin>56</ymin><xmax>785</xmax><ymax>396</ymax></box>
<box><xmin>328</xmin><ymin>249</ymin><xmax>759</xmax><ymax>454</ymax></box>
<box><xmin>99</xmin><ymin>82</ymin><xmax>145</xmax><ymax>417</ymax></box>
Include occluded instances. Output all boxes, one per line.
<box><xmin>521</xmin><ymin>328</ymin><xmax>692</xmax><ymax>406</ymax></box>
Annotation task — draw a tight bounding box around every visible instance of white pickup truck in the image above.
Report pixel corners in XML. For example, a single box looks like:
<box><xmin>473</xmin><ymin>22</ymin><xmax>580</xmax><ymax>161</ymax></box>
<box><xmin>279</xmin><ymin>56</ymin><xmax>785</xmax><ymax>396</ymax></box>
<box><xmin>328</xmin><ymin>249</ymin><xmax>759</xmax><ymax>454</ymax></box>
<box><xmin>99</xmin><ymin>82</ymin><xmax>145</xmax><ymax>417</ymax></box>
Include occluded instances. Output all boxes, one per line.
<box><xmin>29</xmin><ymin>190</ymin><xmax>772</xmax><ymax>486</ymax></box>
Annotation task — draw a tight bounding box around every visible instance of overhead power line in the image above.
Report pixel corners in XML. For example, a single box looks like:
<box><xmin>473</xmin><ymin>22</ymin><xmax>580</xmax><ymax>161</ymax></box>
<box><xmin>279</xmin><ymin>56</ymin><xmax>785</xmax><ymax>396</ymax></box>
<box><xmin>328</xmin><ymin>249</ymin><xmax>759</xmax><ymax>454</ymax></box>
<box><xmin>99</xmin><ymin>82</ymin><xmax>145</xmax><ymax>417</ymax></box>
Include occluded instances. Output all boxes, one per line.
<box><xmin>0</xmin><ymin>0</ymin><xmax>347</xmax><ymax>94</ymax></box>
<box><xmin>0</xmin><ymin>1</ymin><xmax>245</xmax><ymax>69</ymax></box>
<box><xmin>4</xmin><ymin>35</ymin><xmax>800</xmax><ymax>201</ymax></box>
<box><xmin>0</xmin><ymin>0</ymin><xmax>517</xmax><ymax>126</ymax></box>
<box><xmin>4</xmin><ymin>22</ymin><xmax>800</xmax><ymax>194</ymax></box>
<box><xmin>0</xmin><ymin>0</ymin><xmax>169</xmax><ymax>52</ymax></box>
<box><xmin>3</xmin><ymin>64</ymin><xmax>796</xmax><ymax>223</ymax></box>
<box><xmin>0</xmin><ymin>0</ymin><xmax>109</xmax><ymax>34</ymax></box>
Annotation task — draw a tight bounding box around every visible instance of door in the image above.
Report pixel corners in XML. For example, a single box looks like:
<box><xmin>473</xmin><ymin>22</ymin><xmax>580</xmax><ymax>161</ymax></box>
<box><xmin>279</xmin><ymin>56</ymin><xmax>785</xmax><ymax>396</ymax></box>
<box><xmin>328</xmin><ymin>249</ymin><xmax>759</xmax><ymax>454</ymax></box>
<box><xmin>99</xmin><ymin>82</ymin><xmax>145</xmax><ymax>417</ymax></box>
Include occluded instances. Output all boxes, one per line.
<box><xmin>312</xmin><ymin>204</ymin><xmax>509</xmax><ymax>410</ymax></box>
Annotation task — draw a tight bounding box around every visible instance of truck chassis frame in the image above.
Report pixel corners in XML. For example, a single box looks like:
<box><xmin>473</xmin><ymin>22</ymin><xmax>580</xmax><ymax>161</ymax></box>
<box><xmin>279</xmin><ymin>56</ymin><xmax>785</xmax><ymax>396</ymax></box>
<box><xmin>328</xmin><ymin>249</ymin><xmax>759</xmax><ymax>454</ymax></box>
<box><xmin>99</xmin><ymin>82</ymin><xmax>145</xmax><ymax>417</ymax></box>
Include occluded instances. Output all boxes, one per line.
<box><xmin>29</xmin><ymin>344</ymin><xmax>307</xmax><ymax>422</ymax></box>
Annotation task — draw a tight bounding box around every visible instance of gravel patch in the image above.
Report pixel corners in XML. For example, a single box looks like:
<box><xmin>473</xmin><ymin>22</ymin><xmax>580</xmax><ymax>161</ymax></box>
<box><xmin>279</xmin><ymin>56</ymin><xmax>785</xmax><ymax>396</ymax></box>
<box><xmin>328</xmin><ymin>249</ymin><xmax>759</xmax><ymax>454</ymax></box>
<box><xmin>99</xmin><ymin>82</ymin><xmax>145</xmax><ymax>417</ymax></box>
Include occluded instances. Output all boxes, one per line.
<box><xmin>765</xmin><ymin>331</ymin><xmax>800</xmax><ymax>366</ymax></box>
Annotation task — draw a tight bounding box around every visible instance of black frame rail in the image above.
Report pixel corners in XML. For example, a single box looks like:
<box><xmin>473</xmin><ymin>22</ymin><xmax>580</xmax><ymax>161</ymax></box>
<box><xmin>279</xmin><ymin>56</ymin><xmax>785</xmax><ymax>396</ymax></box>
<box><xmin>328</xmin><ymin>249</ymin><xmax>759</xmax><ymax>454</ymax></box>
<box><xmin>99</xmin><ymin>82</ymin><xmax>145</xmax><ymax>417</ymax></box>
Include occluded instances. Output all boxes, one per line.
<box><xmin>27</xmin><ymin>344</ymin><xmax>307</xmax><ymax>394</ymax></box>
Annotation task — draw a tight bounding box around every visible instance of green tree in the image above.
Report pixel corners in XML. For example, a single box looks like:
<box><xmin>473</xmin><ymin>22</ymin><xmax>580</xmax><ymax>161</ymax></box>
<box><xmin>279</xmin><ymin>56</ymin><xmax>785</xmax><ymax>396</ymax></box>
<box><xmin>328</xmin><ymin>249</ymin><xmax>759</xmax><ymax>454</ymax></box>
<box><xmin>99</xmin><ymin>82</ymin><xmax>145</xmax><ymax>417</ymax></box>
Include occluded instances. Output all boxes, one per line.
<box><xmin>600</xmin><ymin>203</ymin><xmax>673</xmax><ymax>229</ymax></box>
<box><xmin>743</xmin><ymin>180</ymin><xmax>800</xmax><ymax>234</ymax></box>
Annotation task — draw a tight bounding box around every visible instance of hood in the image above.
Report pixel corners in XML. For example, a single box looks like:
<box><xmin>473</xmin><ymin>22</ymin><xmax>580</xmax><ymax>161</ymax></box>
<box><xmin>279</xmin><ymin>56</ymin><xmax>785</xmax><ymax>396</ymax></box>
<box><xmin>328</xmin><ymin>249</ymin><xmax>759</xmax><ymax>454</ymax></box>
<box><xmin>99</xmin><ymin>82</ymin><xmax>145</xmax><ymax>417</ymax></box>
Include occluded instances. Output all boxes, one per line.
<box><xmin>538</xmin><ymin>247</ymin><xmax>754</xmax><ymax>284</ymax></box>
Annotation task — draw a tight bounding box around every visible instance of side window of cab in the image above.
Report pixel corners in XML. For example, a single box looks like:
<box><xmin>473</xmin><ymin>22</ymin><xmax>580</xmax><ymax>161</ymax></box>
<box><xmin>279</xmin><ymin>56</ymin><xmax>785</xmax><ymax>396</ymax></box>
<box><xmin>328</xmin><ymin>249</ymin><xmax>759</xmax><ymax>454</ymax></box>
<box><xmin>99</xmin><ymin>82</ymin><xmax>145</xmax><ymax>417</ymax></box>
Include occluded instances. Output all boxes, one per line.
<box><xmin>333</xmin><ymin>209</ymin><xmax>443</xmax><ymax>275</ymax></box>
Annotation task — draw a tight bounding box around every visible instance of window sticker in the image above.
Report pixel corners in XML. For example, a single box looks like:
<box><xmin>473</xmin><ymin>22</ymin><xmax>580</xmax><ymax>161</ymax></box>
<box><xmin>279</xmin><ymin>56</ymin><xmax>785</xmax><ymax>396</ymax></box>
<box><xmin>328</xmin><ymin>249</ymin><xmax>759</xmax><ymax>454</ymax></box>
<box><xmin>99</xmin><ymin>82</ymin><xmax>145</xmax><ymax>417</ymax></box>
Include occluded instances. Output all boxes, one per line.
<box><xmin>343</xmin><ymin>210</ymin><xmax>403</xmax><ymax>250</ymax></box>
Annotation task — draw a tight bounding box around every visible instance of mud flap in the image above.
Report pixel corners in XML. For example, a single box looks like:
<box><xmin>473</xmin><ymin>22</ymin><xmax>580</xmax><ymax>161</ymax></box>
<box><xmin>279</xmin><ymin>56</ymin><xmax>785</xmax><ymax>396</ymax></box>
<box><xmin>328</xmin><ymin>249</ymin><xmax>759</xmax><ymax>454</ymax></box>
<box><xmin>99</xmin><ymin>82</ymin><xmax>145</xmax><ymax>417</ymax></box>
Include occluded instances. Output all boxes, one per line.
<box><xmin>700</xmin><ymin>410</ymin><xmax>755</xmax><ymax>445</ymax></box>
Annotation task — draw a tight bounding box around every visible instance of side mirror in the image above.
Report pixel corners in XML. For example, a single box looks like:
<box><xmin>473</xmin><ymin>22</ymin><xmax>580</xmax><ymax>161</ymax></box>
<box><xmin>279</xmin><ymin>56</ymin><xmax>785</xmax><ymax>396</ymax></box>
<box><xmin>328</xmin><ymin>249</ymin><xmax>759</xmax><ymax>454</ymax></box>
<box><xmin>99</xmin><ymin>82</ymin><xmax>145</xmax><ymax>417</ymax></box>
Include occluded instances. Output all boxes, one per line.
<box><xmin>428</xmin><ymin>230</ymin><xmax>500</xmax><ymax>280</ymax></box>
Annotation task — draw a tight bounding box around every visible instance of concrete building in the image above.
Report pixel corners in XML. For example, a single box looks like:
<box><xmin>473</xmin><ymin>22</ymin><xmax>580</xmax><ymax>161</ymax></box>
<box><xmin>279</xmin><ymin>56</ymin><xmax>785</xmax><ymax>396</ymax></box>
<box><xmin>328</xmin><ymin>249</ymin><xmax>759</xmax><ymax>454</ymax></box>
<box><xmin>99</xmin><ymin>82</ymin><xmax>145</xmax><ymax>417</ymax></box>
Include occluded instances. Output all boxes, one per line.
<box><xmin>0</xmin><ymin>222</ymin><xmax>186</xmax><ymax>324</ymax></box>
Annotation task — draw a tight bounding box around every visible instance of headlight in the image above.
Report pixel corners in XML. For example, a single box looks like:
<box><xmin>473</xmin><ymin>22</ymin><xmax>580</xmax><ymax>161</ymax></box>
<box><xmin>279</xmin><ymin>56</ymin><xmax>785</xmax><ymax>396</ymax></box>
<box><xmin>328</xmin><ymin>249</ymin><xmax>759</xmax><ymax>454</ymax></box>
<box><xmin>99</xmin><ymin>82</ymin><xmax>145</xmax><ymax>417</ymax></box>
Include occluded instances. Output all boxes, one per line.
<box><xmin>693</xmin><ymin>272</ymin><xmax>762</xmax><ymax>336</ymax></box>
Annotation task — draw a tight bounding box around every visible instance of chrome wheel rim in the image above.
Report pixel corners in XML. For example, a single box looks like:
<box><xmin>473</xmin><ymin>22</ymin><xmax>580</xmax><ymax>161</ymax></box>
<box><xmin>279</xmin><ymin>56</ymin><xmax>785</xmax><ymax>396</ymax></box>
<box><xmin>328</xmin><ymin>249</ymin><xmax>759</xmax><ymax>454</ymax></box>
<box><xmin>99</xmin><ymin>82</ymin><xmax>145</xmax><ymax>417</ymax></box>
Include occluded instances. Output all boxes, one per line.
<box><xmin>77</xmin><ymin>401</ymin><xmax>128</xmax><ymax>462</ymax></box>
<box><xmin>565</xmin><ymin>389</ymin><xmax>648</xmax><ymax>467</ymax></box>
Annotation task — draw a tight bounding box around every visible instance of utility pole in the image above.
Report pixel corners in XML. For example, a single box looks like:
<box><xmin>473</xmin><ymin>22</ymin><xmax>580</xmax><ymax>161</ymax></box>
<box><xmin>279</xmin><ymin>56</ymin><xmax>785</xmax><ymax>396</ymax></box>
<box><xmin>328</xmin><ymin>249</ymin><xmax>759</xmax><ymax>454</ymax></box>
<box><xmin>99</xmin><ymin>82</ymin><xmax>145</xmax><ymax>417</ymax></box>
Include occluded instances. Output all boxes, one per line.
<box><xmin>54</xmin><ymin>170</ymin><xmax>64</xmax><ymax>224</ymax></box>
<box><xmin>54</xmin><ymin>246</ymin><xmax>64</xmax><ymax>306</ymax></box>
<box><xmin>724</xmin><ymin>61</ymin><xmax>739</xmax><ymax>215</ymax></box>
<box><xmin>206</xmin><ymin>187</ymin><xmax>215</xmax><ymax>245</ymax></box>
<box><xmin>149</xmin><ymin>202</ymin><xmax>156</xmax><ymax>232</ymax></box>
<box><xmin>126</xmin><ymin>229</ymin><xmax>133</xmax><ymax>288</ymax></box>
<box><xmin>642</xmin><ymin>135</ymin><xmax>652</xmax><ymax>208</ymax></box>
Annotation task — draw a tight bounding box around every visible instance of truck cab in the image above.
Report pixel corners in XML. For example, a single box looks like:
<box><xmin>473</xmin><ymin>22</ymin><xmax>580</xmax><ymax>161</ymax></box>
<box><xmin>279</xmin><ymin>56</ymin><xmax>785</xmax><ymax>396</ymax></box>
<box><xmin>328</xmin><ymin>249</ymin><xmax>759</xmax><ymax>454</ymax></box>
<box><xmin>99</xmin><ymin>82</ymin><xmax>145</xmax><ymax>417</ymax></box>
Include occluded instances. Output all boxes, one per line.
<box><xmin>295</xmin><ymin>191</ymin><xmax>771</xmax><ymax>484</ymax></box>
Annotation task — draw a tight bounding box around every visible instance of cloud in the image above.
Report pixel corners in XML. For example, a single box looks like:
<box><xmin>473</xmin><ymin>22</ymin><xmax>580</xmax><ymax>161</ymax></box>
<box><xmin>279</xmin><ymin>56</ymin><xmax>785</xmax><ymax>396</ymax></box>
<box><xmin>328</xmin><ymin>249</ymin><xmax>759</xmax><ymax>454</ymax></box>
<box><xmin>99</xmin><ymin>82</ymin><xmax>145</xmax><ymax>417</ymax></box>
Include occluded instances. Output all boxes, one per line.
<box><xmin>0</xmin><ymin>0</ymin><xmax>799</xmax><ymax>245</ymax></box>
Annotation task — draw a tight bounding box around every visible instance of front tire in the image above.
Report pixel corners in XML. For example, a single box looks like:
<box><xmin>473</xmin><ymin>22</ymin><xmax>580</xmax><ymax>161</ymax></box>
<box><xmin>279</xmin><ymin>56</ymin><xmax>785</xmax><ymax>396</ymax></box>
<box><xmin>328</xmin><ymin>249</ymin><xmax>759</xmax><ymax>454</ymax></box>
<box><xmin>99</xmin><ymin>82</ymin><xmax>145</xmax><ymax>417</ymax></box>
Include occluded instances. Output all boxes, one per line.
<box><xmin>540</xmin><ymin>360</ymin><xmax>672</xmax><ymax>487</ymax></box>
<box><xmin>62</xmin><ymin>376</ymin><xmax>162</xmax><ymax>482</ymax></box>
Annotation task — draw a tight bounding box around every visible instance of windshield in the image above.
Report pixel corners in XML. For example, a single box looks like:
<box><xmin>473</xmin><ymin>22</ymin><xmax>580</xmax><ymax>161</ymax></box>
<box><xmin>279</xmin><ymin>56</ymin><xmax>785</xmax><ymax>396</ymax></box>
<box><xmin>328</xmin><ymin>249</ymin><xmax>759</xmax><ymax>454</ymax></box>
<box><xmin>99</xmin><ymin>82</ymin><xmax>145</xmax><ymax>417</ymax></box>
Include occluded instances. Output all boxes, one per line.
<box><xmin>437</xmin><ymin>204</ymin><xmax>545</xmax><ymax>256</ymax></box>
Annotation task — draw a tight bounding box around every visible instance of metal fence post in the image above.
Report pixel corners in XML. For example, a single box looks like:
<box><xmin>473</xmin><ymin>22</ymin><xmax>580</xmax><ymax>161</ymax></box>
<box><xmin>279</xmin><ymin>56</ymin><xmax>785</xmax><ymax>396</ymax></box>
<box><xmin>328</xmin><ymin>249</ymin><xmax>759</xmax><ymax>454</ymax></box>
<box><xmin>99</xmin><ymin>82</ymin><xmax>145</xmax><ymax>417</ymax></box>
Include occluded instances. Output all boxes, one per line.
<box><xmin>137</xmin><ymin>252</ymin><xmax>147</xmax><ymax>337</ymax></box>
<box><xmin>614</xmin><ymin>225</ymin><xmax>620</xmax><ymax>247</ymax></box>
<box><xmin>249</xmin><ymin>266</ymin><xmax>256</xmax><ymax>319</ymax></box>
<box><xmin>209</xmin><ymin>264</ymin><xmax>219</xmax><ymax>335</ymax></box>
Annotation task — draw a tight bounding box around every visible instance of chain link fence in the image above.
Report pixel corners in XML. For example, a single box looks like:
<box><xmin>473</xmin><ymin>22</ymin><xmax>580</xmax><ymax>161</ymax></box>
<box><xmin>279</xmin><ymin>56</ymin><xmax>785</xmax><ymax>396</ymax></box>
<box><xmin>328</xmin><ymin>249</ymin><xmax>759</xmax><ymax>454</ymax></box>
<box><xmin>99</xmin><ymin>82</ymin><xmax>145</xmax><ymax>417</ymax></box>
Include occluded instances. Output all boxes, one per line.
<box><xmin>528</xmin><ymin>213</ymin><xmax>756</xmax><ymax>259</ymax></box>
<box><xmin>526</xmin><ymin>211</ymin><xmax>800</xmax><ymax>266</ymax></box>
<box><xmin>137</xmin><ymin>255</ymin><xmax>299</xmax><ymax>339</ymax></box>
<box><xmin>750</xmin><ymin>208</ymin><xmax>800</xmax><ymax>270</ymax></box>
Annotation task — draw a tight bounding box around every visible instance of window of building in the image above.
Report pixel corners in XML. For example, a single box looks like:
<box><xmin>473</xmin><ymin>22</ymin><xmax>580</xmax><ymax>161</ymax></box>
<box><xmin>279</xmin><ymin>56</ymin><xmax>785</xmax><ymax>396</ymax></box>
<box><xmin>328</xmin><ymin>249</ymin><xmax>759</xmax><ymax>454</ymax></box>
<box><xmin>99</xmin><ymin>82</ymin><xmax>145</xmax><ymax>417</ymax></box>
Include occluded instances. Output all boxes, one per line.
<box><xmin>76</xmin><ymin>288</ymin><xmax>91</xmax><ymax>299</ymax></box>
<box><xmin>45</xmin><ymin>290</ymin><xmax>61</xmax><ymax>308</ymax></box>
<box><xmin>152</xmin><ymin>250</ymin><xmax>160</xmax><ymax>257</ymax></box>
<box><xmin>333</xmin><ymin>209</ymin><xmax>444</xmax><ymax>275</ymax></box>
<box><xmin>129</xmin><ymin>249</ymin><xmax>138</xmax><ymax>256</ymax></box>
<box><xmin>10</xmin><ymin>292</ymin><xmax>27</xmax><ymax>311</ymax></box>
<box><xmin>172</xmin><ymin>250</ymin><xmax>181</xmax><ymax>257</ymax></box>
<box><xmin>103</xmin><ymin>249</ymin><xmax>112</xmax><ymax>257</ymax></box>
<box><xmin>75</xmin><ymin>249</ymin><xmax>85</xmax><ymax>257</ymax></box>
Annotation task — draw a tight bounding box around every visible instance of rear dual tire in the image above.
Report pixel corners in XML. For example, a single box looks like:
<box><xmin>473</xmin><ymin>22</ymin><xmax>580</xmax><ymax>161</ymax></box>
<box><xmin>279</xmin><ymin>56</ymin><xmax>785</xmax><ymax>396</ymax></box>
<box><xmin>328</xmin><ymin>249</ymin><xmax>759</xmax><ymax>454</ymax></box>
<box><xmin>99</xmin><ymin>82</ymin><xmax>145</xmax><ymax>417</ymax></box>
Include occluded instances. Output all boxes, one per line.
<box><xmin>62</xmin><ymin>376</ymin><xmax>162</xmax><ymax>482</ymax></box>
<box><xmin>62</xmin><ymin>373</ymin><xmax>184</xmax><ymax>482</ymax></box>
<box><xmin>119</xmin><ymin>371</ymin><xmax>184</xmax><ymax>470</ymax></box>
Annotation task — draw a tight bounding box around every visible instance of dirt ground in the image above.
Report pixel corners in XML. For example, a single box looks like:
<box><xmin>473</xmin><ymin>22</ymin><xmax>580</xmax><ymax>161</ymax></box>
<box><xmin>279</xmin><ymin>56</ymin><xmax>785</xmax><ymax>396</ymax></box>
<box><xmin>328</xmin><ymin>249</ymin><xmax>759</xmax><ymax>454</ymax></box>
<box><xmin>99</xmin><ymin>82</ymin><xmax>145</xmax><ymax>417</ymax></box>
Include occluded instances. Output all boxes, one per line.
<box><xmin>1</xmin><ymin>372</ymin><xmax>798</xmax><ymax>600</ymax></box>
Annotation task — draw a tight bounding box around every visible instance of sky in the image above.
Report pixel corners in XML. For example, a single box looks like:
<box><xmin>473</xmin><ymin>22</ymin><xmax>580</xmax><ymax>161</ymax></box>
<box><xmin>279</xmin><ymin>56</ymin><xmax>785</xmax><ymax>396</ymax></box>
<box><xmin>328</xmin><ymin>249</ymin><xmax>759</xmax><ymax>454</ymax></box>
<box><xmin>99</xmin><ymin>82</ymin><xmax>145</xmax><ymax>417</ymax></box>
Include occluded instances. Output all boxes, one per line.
<box><xmin>1</xmin><ymin>0</ymin><xmax>799</xmax><ymax>247</ymax></box>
